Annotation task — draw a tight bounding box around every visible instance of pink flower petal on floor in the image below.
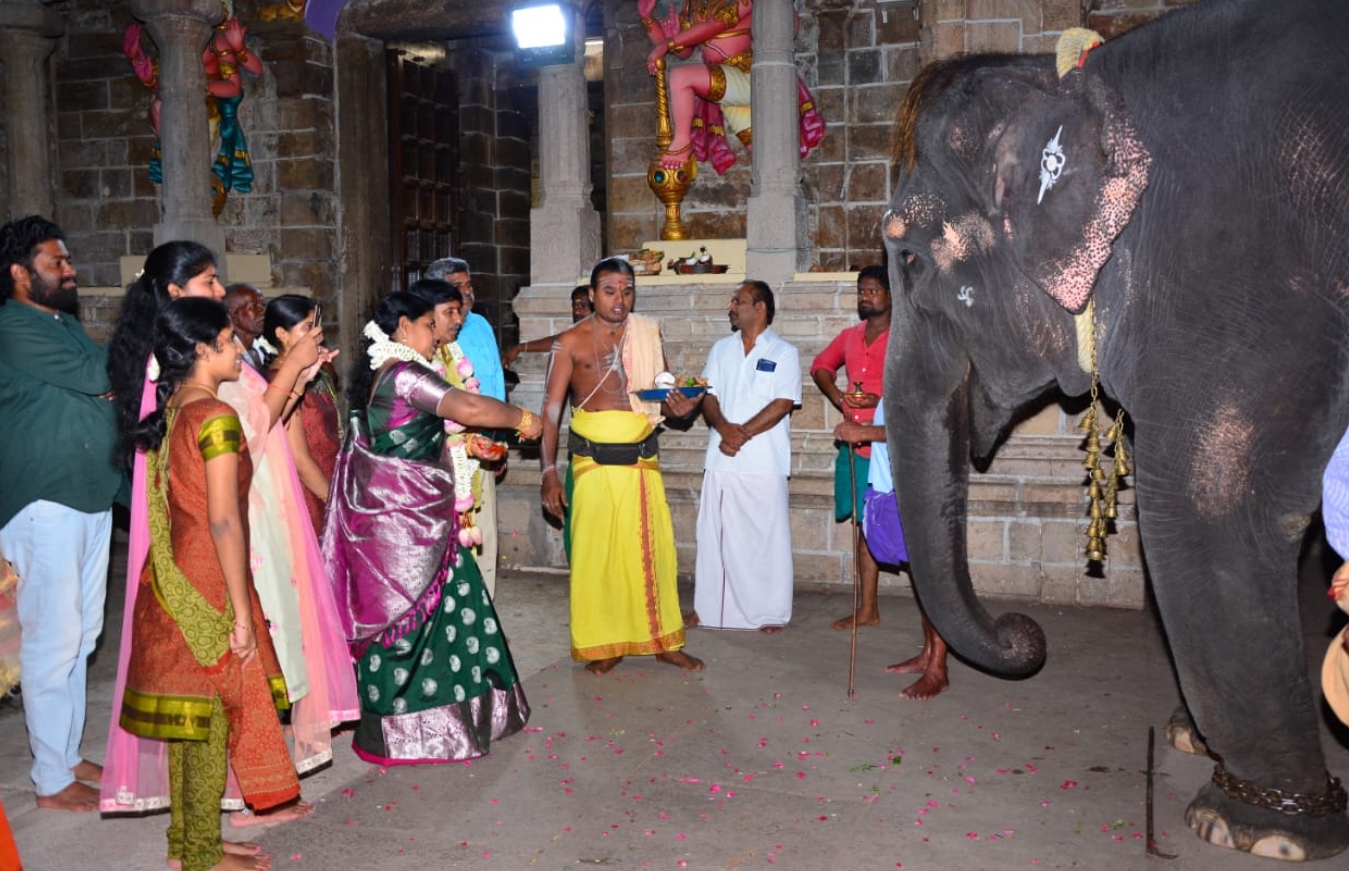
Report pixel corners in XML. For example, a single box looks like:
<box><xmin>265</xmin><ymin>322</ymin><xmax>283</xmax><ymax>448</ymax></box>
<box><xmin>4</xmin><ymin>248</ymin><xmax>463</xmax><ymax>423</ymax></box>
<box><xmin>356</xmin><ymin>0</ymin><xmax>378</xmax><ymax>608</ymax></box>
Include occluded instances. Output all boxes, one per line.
<box><xmin>1059</xmin><ymin>780</ymin><xmax>1078</xmax><ymax>790</ymax></box>
<box><xmin>796</xmin><ymin>772</ymin><xmax>807</xmax><ymax>780</ymax></box>
<box><xmin>290</xmin><ymin>853</ymin><xmax>302</xmax><ymax>861</ymax></box>
<box><xmin>966</xmin><ymin>832</ymin><xmax>978</xmax><ymax>840</ymax></box>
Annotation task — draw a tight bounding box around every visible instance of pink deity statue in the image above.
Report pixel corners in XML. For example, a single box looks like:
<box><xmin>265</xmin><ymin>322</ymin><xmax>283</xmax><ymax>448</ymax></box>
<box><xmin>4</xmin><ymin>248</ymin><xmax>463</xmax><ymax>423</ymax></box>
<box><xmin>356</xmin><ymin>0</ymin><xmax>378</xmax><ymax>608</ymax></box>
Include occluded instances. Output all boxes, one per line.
<box><xmin>637</xmin><ymin>0</ymin><xmax>824</xmax><ymax>175</ymax></box>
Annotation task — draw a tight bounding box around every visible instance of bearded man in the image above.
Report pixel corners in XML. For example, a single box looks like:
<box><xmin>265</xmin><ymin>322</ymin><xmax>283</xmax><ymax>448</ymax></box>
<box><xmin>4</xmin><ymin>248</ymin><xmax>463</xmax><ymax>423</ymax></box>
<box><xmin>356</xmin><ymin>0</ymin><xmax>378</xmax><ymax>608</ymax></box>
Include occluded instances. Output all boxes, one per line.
<box><xmin>0</xmin><ymin>215</ymin><xmax>121</xmax><ymax>811</ymax></box>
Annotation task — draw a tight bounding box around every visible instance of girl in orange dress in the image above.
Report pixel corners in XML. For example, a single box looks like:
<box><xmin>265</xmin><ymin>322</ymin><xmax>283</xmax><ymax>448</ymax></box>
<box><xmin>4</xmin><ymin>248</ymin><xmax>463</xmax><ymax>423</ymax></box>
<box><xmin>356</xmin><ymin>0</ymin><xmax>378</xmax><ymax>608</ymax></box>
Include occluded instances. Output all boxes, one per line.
<box><xmin>119</xmin><ymin>298</ymin><xmax>299</xmax><ymax>871</ymax></box>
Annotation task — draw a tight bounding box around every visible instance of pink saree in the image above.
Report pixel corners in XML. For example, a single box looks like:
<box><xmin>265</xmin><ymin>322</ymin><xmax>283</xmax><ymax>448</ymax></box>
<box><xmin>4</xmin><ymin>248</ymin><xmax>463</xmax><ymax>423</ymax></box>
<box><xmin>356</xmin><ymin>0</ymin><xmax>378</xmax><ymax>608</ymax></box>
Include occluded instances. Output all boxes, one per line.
<box><xmin>100</xmin><ymin>363</ymin><xmax>359</xmax><ymax>813</ymax></box>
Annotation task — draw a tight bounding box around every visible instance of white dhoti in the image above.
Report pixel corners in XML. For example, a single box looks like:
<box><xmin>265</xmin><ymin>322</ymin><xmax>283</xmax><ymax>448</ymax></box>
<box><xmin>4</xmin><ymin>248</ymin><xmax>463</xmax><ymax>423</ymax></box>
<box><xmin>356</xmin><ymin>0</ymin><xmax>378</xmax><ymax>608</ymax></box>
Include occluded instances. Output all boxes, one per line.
<box><xmin>694</xmin><ymin>470</ymin><xmax>793</xmax><ymax>629</ymax></box>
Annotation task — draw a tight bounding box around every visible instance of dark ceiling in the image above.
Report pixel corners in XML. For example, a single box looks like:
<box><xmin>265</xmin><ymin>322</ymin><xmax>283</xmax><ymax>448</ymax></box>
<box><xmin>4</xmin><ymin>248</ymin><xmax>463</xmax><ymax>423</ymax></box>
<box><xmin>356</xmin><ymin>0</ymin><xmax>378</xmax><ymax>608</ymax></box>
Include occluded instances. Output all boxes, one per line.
<box><xmin>339</xmin><ymin>0</ymin><xmax>604</xmax><ymax>43</ymax></box>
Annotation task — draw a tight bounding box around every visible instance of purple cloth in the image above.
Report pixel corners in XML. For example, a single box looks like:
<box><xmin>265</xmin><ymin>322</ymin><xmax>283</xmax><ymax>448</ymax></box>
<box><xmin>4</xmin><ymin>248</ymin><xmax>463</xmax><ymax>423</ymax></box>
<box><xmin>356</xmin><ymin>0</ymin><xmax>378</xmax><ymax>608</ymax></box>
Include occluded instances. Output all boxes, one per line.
<box><xmin>321</xmin><ymin>416</ymin><xmax>458</xmax><ymax>643</ymax></box>
<box><xmin>862</xmin><ymin>486</ymin><xmax>908</xmax><ymax>567</ymax></box>
<box><xmin>305</xmin><ymin>0</ymin><xmax>349</xmax><ymax>37</ymax></box>
<box><xmin>1324</xmin><ymin>423</ymin><xmax>1349</xmax><ymax>559</ymax></box>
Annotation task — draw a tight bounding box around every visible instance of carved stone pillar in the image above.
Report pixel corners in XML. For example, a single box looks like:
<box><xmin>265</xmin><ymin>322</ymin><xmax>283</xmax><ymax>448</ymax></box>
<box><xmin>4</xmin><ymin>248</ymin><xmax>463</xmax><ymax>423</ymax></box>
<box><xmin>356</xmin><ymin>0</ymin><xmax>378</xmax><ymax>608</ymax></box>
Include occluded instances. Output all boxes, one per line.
<box><xmin>529</xmin><ymin>1</ymin><xmax>601</xmax><ymax>284</ymax></box>
<box><xmin>0</xmin><ymin>2</ymin><xmax>63</xmax><ymax>220</ymax></box>
<box><xmin>132</xmin><ymin>0</ymin><xmax>226</xmax><ymax>254</ymax></box>
<box><xmin>745</xmin><ymin>0</ymin><xmax>805</xmax><ymax>281</ymax></box>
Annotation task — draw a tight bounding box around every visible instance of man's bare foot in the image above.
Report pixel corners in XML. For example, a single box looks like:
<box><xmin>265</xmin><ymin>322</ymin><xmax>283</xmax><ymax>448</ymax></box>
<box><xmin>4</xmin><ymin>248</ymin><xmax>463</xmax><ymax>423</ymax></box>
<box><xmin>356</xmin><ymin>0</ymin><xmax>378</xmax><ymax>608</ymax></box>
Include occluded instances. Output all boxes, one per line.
<box><xmin>584</xmin><ymin>657</ymin><xmax>623</xmax><ymax>675</ymax></box>
<box><xmin>682</xmin><ymin>610</ymin><xmax>700</xmax><ymax>629</ymax></box>
<box><xmin>830</xmin><ymin>612</ymin><xmax>880</xmax><ymax>631</ymax></box>
<box><xmin>168</xmin><ymin>842</ymin><xmax>264</xmax><ymax>870</ymax></box>
<box><xmin>885</xmin><ymin>652</ymin><xmax>928</xmax><ymax>675</ymax></box>
<box><xmin>228</xmin><ymin>799</ymin><xmax>314</xmax><ymax>828</ymax></box>
<box><xmin>208</xmin><ymin>853</ymin><xmax>273</xmax><ymax>871</ymax></box>
<box><xmin>899</xmin><ymin>669</ymin><xmax>949</xmax><ymax>701</ymax></box>
<box><xmin>35</xmin><ymin>780</ymin><xmax>98</xmax><ymax>811</ymax></box>
<box><xmin>72</xmin><ymin>759</ymin><xmax>103</xmax><ymax>784</ymax></box>
<box><xmin>655</xmin><ymin>651</ymin><xmax>705</xmax><ymax>671</ymax></box>
<box><xmin>758</xmin><ymin>625</ymin><xmax>784</xmax><ymax>634</ymax></box>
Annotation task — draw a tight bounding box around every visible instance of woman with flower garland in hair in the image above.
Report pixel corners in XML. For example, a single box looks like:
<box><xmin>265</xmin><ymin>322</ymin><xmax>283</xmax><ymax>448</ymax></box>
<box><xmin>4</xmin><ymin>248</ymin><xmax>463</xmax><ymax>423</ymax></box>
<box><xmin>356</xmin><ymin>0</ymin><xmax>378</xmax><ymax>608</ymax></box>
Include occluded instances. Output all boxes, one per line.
<box><xmin>322</xmin><ymin>291</ymin><xmax>541</xmax><ymax>764</ymax></box>
<box><xmin>407</xmin><ymin>279</ymin><xmax>505</xmax><ymax>574</ymax></box>
<box><xmin>254</xmin><ymin>294</ymin><xmax>342</xmax><ymax>533</ymax></box>
<box><xmin>121</xmin><ymin>297</ymin><xmax>296</xmax><ymax>871</ymax></box>
<box><xmin>102</xmin><ymin>243</ymin><xmax>357</xmax><ymax>828</ymax></box>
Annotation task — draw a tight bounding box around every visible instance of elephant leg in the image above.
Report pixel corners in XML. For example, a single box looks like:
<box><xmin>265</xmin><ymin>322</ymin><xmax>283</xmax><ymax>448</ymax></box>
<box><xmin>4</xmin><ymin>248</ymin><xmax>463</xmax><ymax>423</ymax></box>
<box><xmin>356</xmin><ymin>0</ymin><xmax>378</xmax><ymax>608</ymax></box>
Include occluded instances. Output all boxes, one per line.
<box><xmin>1134</xmin><ymin>465</ymin><xmax>1349</xmax><ymax>860</ymax></box>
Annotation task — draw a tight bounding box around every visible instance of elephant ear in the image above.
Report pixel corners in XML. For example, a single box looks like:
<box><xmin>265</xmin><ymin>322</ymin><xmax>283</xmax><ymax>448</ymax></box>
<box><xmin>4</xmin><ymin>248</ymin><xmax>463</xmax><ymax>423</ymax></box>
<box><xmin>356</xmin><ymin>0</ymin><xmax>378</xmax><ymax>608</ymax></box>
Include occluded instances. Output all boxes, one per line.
<box><xmin>989</xmin><ymin>70</ymin><xmax>1151</xmax><ymax>314</ymax></box>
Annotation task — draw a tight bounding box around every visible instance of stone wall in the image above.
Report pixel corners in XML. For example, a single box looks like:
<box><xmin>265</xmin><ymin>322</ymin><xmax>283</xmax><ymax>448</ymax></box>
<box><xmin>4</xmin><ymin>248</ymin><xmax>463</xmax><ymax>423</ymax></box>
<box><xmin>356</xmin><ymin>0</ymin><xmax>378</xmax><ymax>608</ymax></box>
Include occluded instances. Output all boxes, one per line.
<box><xmin>445</xmin><ymin>41</ymin><xmax>534</xmax><ymax>349</ymax></box>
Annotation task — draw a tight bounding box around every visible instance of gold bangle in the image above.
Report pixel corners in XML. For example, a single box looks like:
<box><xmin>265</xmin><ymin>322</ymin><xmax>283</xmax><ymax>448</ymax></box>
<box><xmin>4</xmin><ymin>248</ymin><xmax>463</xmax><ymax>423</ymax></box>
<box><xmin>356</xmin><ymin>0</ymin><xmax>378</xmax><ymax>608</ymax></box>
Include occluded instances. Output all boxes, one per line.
<box><xmin>640</xmin><ymin>15</ymin><xmax>654</xmax><ymax>27</ymax></box>
<box><xmin>667</xmin><ymin>38</ymin><xmax>676</xmax><ymax>51</ymax></box>
<box><xmin>516</xmin><ymin>408</ymin><xmax>534</xmax><ymax>435</ymax></box>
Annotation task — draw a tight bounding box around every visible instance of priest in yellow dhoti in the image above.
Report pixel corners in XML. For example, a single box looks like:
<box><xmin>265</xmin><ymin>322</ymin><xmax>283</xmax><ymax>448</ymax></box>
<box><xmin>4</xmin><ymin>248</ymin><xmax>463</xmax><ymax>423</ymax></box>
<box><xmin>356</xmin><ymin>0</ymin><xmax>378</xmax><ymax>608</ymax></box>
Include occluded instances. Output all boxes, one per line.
<box><xmin>539</xmin><ymin>257</ymin><xmax>705</xmax><ymax>675</ymax></box>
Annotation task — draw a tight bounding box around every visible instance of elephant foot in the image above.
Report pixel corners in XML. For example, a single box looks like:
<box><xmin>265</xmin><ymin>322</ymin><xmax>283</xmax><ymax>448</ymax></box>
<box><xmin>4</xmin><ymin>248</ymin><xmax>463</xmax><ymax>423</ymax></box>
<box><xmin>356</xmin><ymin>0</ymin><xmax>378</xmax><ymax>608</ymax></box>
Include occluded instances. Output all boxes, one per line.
<box><xmin>1184</xmin><ymin>781</ymin><xmax>1349</xmax><ymax>861</ymax></box>
<box><xmin>1166</xmin><ymin>706</ymin><xmax>1210</xmax><ymax>756</ymax></box>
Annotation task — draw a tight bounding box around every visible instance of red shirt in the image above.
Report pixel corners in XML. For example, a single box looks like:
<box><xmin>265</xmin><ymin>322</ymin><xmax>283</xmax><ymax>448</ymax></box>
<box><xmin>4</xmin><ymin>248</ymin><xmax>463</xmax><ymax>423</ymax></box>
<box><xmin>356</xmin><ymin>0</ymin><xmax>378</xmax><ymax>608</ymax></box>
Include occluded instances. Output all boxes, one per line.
<box><xmin>811</xmin><ymin>322</ymin><xmax>890</xmax><ymax>458</ymax></box>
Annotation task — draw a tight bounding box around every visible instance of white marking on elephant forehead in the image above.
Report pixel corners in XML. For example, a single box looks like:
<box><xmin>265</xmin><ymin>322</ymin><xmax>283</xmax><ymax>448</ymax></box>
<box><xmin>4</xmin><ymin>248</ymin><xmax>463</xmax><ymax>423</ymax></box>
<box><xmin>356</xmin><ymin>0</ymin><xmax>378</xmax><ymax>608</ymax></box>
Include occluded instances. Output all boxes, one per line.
<box><xmin>957</xmin><ymin>286</ymin><xmax>975</xmax><ymax>307</ymax></box>
<box><xmin>1038</xmin><ymin>125</ymin><xmax>1066</xmax><ymax>204</ymax></box>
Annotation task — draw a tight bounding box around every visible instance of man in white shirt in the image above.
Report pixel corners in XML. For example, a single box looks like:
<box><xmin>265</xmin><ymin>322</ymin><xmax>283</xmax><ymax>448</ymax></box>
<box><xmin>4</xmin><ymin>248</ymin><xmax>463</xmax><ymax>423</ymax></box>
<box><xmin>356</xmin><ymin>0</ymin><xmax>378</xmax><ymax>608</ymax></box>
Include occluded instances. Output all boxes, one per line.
<box><xmin>689</xmin><ymin>280</ymin><xmax>801</xmax><ymax>631</ymax></box>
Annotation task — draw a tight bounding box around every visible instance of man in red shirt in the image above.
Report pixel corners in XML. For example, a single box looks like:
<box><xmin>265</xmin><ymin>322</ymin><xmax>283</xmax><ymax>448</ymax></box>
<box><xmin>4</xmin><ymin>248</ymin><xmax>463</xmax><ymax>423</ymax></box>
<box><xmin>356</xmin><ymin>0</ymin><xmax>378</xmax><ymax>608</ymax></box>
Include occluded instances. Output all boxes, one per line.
<box><xmin>811</xmin><ymin>265</ymin><xmax>891</xmax><ymax>630</ymax></box>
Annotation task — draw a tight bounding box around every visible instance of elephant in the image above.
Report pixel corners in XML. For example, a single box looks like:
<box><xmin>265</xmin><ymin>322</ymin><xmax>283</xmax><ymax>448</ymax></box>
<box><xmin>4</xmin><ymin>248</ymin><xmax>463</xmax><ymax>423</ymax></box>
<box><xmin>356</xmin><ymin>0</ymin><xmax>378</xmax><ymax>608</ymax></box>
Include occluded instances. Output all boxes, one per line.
<box><xmin>882</xmin><ymin>0</ymin><xmax>1349</xmax><ymax>861</ymax></box>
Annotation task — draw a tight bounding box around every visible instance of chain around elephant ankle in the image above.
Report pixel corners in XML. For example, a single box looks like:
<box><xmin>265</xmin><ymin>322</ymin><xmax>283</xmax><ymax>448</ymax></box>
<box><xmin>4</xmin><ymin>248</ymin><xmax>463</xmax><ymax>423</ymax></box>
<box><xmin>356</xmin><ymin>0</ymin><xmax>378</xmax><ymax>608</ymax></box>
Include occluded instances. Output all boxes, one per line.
<box><xmin>1211</xmin><ymin>763</ymin><xmax>1348</xmax><ymax>817</ymax></box>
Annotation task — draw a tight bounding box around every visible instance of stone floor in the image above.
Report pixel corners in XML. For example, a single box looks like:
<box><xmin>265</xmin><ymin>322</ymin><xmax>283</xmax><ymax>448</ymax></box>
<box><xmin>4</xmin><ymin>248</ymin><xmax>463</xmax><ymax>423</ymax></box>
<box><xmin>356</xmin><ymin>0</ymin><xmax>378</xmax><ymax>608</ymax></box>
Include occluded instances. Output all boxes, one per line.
<box><xmin>1</xmin><ymin>531</ymin><xmax>1347</xmax><ymax>870</ymax></box>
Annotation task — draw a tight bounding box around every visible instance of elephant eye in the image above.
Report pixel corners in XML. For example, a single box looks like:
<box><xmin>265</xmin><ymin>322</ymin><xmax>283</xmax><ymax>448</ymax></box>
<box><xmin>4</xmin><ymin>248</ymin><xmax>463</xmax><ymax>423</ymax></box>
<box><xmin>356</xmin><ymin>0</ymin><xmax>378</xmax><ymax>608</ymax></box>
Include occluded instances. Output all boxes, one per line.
<box><xmin>896</xmin><ymin>248</ymin><xmax>924</xmax><ymax>276</ymax></box>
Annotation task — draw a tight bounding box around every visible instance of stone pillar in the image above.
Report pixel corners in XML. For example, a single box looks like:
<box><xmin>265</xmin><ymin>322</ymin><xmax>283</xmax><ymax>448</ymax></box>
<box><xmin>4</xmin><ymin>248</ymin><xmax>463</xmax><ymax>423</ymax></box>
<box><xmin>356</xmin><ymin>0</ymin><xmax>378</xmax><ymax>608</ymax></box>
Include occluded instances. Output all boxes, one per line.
<box><xmin>745</xmin><ymin>0</ymin><xmax>805</xmax><ymax>281</ymax></box>
<box><xmin>132</xmin><ymin>0</ymin><xmax>226</xmax><ymax>255</ymax></box>
<box><xmin>0</xmin><ymin>2</ymin><xmax>63</xmax><ymax>220</ymax></box>
<box><xmin>529</xmin><ymin>1</ymin><xmax>601</xmax><ymax>283</ymax></box>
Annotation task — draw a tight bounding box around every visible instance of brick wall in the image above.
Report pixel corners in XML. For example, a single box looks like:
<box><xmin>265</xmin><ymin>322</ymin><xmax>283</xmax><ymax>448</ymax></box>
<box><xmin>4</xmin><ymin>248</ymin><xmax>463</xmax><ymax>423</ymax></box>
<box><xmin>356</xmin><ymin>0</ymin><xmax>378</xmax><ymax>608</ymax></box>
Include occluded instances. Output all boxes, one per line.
<box><xmin>222</xmin><ymin>21</ymin><xmax>339</xmax><ymax>303</ymax></box>
<box><xmin>446</xmin><ymin>41</ymin><xmax>534</xmax><ymax>348</ymax></box>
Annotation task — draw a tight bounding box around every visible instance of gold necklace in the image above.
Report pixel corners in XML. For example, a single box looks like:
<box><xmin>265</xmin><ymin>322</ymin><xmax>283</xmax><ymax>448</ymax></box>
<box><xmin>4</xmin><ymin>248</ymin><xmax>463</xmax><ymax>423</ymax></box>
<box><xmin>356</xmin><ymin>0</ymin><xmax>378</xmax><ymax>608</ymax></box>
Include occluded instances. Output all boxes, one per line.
<box><xmin>176</xmin><ymin>383</ymin><xmax>219</xmax><ymax>402</ymax></box>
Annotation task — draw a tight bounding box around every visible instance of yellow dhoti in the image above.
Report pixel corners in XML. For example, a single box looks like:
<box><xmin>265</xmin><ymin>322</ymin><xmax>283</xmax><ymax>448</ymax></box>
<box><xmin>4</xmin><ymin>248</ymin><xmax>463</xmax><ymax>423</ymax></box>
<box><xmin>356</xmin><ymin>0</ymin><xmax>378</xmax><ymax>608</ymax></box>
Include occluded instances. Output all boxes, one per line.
<box><xmin>567</xmin><ymin>409</ymin><xmax>685</xmax><ymax>661</ymax></box>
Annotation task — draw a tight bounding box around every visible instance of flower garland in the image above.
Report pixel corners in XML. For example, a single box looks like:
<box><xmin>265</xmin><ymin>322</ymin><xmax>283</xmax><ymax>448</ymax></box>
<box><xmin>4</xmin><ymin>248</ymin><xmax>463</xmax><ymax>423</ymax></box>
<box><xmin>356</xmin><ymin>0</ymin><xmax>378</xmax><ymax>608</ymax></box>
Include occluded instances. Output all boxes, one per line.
<box><xmin>435</xmin><ymin>342</ymin><xmax>485</xmax><ymax>548</ymax></box>
<box><xmin>364</xmin><ymin>320</ymin><xmax>433</xmax><ymax>371</ymax></box>
<box><xmin>254</xmin><ymin>336</ymin><xmax>279</xmax><ymax>356</ymax></box>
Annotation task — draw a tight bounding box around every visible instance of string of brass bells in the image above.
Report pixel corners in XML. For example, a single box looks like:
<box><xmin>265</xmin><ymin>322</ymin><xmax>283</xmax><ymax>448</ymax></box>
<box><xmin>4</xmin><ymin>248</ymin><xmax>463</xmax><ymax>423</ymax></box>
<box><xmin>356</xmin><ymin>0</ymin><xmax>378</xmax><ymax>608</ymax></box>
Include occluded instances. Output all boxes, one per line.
<box><xmin>1078</xmin><ymin>297</ymin><xmax>1129</xmax><ymax>562</ymax></box>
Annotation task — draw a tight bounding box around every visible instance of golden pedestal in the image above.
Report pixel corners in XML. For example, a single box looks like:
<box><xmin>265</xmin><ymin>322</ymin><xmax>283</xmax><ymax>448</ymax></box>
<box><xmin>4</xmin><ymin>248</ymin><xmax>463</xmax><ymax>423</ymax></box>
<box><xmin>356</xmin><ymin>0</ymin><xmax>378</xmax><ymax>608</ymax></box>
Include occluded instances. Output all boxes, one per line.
<box><xmin>647</xmin><ymin>154</ymin><xmax>697</xmax><ymax>241</ymax></box>
<box><xmin>647</xmin><ymin>55</ymin><xmax>696</xmax><ymax>241</ymax></box>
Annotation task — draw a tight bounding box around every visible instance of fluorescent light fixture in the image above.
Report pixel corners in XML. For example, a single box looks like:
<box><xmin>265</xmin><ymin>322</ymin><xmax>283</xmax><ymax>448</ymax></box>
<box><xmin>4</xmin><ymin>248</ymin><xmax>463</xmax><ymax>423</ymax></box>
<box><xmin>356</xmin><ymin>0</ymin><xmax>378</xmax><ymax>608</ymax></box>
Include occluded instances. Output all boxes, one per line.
<box><xmin>512</xmin><ymin>3</ymin><xmax>574</xmax><ymax>67</ymax></box>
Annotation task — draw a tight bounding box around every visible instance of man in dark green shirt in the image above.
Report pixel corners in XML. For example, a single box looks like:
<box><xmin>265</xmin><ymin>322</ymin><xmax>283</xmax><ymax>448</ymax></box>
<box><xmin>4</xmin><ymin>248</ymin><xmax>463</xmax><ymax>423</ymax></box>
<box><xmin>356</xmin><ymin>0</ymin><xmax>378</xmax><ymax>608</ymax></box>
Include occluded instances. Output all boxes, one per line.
<box><xmin>0</xmin><ymin>216</ymin><xmax>121</xmax><ymax>811</ymax></box>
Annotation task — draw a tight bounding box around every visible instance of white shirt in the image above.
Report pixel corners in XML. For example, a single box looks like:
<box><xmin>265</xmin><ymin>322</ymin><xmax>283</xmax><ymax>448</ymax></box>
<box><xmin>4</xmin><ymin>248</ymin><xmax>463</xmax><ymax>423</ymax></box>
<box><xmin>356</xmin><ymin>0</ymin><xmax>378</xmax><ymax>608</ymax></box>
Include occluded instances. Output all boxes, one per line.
<box><xmin>701</xmin><ymin>328</ymin><xmax>801</xmax><ymax>476</ymax></box>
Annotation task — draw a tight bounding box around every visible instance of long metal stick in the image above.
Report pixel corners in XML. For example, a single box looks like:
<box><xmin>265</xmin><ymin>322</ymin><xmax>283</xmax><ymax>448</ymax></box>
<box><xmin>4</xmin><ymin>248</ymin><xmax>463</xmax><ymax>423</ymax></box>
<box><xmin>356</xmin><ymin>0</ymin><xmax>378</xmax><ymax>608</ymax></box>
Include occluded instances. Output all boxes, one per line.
<box><xmin>847</xmin><ymin>442</ymin><xmax>860</xmax><ymax>698</ymax></box>
<box><xmin>1146</xmin><ymin>726</ymin><xmax>1177</xmax><ymax>859</ymax></box>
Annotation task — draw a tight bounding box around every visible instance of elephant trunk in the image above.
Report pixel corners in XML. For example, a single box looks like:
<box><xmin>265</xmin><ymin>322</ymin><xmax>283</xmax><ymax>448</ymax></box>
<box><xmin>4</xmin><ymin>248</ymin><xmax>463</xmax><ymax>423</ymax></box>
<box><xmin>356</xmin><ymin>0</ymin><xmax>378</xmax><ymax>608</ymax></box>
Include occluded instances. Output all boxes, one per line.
<box><xmin>888</xmin><ymin>369</ymin><xmax>1047</xmax><ymax>677</ymax></box>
